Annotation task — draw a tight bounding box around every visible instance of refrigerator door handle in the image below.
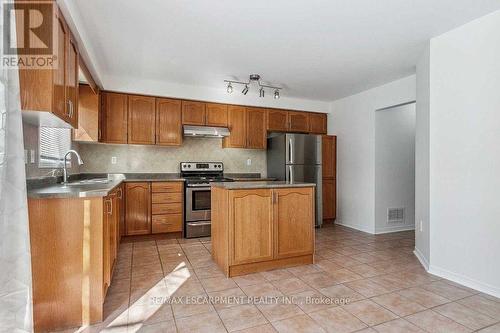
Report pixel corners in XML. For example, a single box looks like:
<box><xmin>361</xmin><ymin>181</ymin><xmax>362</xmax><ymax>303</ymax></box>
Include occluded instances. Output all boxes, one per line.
<box><xmin>288</xmin><ymin>138</ymin><xmax>293</xmax><ymax>163</ymax></box>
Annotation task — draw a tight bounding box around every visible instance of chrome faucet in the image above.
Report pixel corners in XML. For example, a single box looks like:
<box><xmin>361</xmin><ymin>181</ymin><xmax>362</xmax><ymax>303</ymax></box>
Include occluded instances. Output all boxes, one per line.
<box><xmin>62</xmin><ymin>150</ymin><xmax>84</xmax><ymax>184</ymax></box>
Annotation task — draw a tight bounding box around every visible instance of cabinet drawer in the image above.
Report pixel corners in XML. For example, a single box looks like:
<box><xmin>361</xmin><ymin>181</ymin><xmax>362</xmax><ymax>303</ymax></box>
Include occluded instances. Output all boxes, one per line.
<box><xmin>151</xmin><ymin>182</ymin><xmax>183</xmax><ymax>193</ymax></box>
<box><xmin>152</xmin><ymin>203</ymin><xmax>182</xmax><ymax>215</ymax></box>
<box><xmin>152</xmin><ymin>214</ymin><xmax>182</xmax><ymax>233</ymax></box>
<box><xmin>152</xmin><ymin>192</ymin><xmax>183</xmax><ymax>204</ymax></box>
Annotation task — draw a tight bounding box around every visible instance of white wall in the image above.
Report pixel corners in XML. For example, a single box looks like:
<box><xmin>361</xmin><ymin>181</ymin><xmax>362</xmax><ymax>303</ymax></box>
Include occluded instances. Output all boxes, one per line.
<box><xmin>428</xmin><ymin>10</ymin><xmax>500</xmax><ymax>297</ymax></box>
<box><xmin>103</xmin><ymin>75</ymin><xmax>330</xmax><ymax>113</ymax></box>
<box><xmin>375</xmin><ymin>103</ymin><xmax>415</xmax><ymax>234</ymax></box>
<box><xmin>415</xmin><ymin>43</ymin><xmax>431</xmax><ymax>268</ymax></box>
<box><xmin>329</xmin><ymin>75</ymin><xmax>416</xmax><ymax>233</ymax></box>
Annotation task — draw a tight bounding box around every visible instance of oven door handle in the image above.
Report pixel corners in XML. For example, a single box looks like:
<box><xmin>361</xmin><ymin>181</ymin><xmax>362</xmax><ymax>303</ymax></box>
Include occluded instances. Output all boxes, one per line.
<box><xmin>187</xmin><ymin>185</ymin><xmax>211</xmax><ymax>189</ymax></box>
<box><xmin>187</xmin><ymin>221</ymin><xmax>211</xmax><ymax>226</ymax></box>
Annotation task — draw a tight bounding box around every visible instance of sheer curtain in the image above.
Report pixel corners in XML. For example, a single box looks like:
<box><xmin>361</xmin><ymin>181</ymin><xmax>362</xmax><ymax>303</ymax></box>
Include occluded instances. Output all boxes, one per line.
<box><xmin>0</xmin><ymin>30</ymin><xmax>33</xmax><ymax>333</ymax></box>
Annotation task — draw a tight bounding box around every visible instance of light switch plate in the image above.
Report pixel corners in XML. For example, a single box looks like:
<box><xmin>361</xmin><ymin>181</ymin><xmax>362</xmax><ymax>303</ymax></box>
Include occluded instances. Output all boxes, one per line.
<box><xmin>30</xmin><ymin>150</ymin><xmax>36</xmax><ymax>164</ymax></box>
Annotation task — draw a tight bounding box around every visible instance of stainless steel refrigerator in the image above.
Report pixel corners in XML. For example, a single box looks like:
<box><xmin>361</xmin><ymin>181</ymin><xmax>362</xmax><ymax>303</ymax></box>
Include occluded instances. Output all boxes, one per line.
<box><xmin>267</xmin><ymin>133</ymin><xmax>323</xmax><ymax>227</ymax></box>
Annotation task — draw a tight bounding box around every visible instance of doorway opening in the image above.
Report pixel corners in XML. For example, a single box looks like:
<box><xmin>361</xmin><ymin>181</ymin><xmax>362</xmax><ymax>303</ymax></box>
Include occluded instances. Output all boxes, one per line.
<box><xmin>374</xmin><ymin>101</ymin><xmax>416</xmax><ymax>234</ymax></box>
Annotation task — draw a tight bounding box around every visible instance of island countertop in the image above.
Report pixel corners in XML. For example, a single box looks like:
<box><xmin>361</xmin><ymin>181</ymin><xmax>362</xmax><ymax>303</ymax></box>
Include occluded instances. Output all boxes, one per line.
<box><xmin>211</xmin><ymin>181</ymin><xmax>316</xmax><ymax>190</ymax></box>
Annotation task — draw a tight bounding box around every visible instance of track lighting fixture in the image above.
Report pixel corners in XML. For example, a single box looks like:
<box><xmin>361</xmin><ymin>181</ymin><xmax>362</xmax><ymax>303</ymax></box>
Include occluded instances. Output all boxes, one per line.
<box><xmin>224</xmin><ymin>74</ymin><xmax>282</xmax><ymax>98</ymax></box>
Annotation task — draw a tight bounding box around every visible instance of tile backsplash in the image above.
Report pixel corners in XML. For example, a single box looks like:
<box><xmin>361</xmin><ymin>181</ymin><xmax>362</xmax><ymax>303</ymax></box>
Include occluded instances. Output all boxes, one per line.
<box><xmin>78</xmin><ymin>137</ymin><xmax>267</xmax><ymax>176</ymax></box>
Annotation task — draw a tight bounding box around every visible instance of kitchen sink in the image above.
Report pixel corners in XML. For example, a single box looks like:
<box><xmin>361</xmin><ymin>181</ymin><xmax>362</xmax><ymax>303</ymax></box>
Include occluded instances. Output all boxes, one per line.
<box><xmin>63</xmin><ymin>178</ymin><xmax>110</xmax><ymax>186</ymax></box>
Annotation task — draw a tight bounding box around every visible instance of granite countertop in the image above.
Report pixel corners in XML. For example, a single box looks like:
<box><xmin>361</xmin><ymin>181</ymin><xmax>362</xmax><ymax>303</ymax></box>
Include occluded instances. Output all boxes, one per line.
<box><xmin>27</xmin><ymin>173</ymin><xmax>185</xmax><ymax>199</ymax></box>
<box><xmin>227</xmin><ymin>177</ymin><xmax>276</xmax><ymax>181</ymax></box>
<box><xmin>211</xmin><ymin>181</ymin><xmax>316</xmax><ymax>190</ymax></box>
<box><xmin>27</xmin><ymin>172</ymin><xmax>274</xmax><ymax>199</ymax></box>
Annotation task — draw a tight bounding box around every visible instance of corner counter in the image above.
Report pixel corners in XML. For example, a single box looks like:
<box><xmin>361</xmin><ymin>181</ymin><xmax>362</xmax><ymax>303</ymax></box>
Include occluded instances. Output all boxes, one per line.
<box><xmin>211</xmin><ymin>181</ymin><xmax>316</xmax><ymax>277</ymax></box>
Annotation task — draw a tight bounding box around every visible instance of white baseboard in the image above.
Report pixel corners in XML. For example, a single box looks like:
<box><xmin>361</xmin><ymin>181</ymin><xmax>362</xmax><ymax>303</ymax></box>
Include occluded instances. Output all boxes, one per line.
<box><xmin>413</xmin><ymin>247</ymin><xmax>429</xmax><ymax>270</ymax></box>
<box><xmin>334</xmin><ymin>221</ymin><xmax>374</xmax><ymax>234</ymax></box>
<box><xmin>428</xmin><ymin>265</ymin><xmax>500</xmax><ymax>299</ymax></box>
<box><xmin>375</xmin><ymin>224</ymin><xmax>415</xmax><ymax>234</ymax></box>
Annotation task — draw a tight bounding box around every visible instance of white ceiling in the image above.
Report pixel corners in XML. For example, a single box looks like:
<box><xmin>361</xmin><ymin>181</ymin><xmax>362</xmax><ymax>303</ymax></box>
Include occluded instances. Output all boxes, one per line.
<box><xmin>69</xmin><ymin>0</ymin><xmax>500</xmax><ymax>101</ymax></box>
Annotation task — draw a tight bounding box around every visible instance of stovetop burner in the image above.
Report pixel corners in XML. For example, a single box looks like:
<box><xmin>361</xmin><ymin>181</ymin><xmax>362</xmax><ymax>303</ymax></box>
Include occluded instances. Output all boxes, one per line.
<box><xmin>180</xmin><ymin>162</ymin><xmax>233</xmax><ymax>186</ymax></box>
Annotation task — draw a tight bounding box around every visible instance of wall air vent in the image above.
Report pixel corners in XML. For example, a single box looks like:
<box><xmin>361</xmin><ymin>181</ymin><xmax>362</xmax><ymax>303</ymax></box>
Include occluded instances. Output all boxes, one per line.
<box><xmin>387</xmin><ymin>208</ymin><xmax>405</xmax><ymax>224</ymax></box>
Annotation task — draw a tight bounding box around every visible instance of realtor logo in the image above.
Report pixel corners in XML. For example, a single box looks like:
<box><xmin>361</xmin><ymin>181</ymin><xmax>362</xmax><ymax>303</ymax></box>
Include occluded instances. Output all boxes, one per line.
<box><xmin>2</xmin><ymin>0</ymin><xmax>56</xmax><ymax>68</ymax></box>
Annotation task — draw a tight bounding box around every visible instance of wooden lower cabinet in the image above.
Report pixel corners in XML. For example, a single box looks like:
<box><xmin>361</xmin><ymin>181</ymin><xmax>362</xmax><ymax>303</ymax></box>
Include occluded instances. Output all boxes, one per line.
<box><xmin>322</xmin><ymin>178</ymin><xmax>336</xmax><ymax>220</ymax></box>
<box><xmin>124</xmin><ymin>181</ymin><xmax>183</xmax><ymax>236</ymax></box>
<box><xmin>151</xmin><ymin>181</ymin><xmax>183</xmax><ymax>234</ymax></box>
<box><xmin>274</xmin><ymin>188</ymin><xmax>315</xmax><ymax>259</ymax></box>
<box><xmin>230</xmin><ymin>189</ymin><xmax>274</xmax><ymax>265</ymax></box>
<box><xmin>322</xmin><ymin>135</ymin><xmax>337</xmax><ymax>221</ymax></box>
<box><xmin>103</xmin><ymin>187</ymin><xmax>121</xmax><ymax>296</ymax></box>
<box><xmin>212</xmin><ymin>186</ymin><xmax>315</xmax><ymax>277</ymax></box>
<box><xmin>152</xmin><ymin>214</ymin><xmax>183</xmax><ymax>233</ymax></box>
<box><xmin>28</xmin><ymin>191</ymin><xmax>122</xmax><ymax>332</ymax></box>
<box><xmin>125</xmin><ymin>182</ymin><xmax>151</xmax><ymax>235</ymax></box>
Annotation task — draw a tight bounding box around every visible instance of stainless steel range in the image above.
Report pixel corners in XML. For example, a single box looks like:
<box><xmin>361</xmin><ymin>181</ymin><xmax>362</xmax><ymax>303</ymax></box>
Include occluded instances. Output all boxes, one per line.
<box><xmin>181</xmin><ymin>162</ymin><xmax>233</xmax><ymax>238</ymax></box>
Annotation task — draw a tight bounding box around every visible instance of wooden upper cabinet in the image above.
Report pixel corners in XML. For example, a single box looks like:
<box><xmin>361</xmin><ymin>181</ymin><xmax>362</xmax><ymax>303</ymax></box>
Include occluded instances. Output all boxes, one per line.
<box><xmin>288</xmin><ymin>111</ymin><xmax>310</xmax><ymax>133</ymax></box>
<box><xmin>230</xmin><ymin>189</ymin><xmax>274</xmax><ymax>265</ymax></box>
<box><xmin>309</xmin><ymin>113</ymin><xmax>327</xmax><ymax>134</ymax></box>
<box><xmin>246</xmin><ymin>107</ymin><xmax>267</xmax><ymax>149</ymax></box>
<box><xmin>73</xmin><ymin>84</ymin><xmax>99</xmax><ymax>142</ymax></box>
<box><xmin>206</xmin><ymin>103</ymin><xmax>228</xmax><ymax>127</ymax></box>
<box><xmin>65</xmin><ymin>32</ymin><xmax>79</xmax><ymax>128</ymax></box>
<box><xmin>156</xmin><ymin>98</ymin><xmax>182</xmax><ymax>146</ymax></box>
<box><xmin>17</xmin><ymin>5</ymin><xmax>83</xmax><ymax>128</ymax></box>
<box><xmin>128</xmin><ymin>95</ymin><xmax>156</xmax><ymax>145</ymax></box>
<box><xmin>267</xmin><ymin>109</ymin><xmax>289</xmax><ymax>132</ymax></box>
<box><xmin>101</xmin><ymin>92</ymin><xmax>128</xmax><ymax>144</ymax></box>
<box><xmin>322</xmin><ymin>135</ymin><xmax>337</xmax><ymax>178</ymax></box>
<box><xmin>182</xmin><ymin>101</ymin><xmax>206</xmax><ymax>125</ymax></box>
<box><xmin>274</xmin><ymin>188</ymin><xmax>314</xmax><ymax>259</ymax></box>
<box><xmin>223</xmin><ymin>106</ymin><xmax>247</xmax><ymax>148</ymax></box>
<box><xmin>125</xmin><ymin>182</ymin><xmax>151</xmax><ymax>235</ymax></box>
<box><xmin>52</xmin><ymin>8</ymin><xmax>67</xmax><ymax>121</ymax></box>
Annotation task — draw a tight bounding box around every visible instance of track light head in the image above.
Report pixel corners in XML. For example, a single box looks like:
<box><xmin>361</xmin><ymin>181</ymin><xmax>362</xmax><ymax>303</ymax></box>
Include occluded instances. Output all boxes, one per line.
<box><xmin>274</xmin><ymin>89</ymin><xmax>280</xmax><ymax>99</ymax></box>
<box><xmin>259</xmin><ymin>87</ymin><xmax>265</xmax><ymax>98</ymax></box>
<box><xmin>227</xmin><ymin>83</ymin><xmax>233</xmax><ymax>94</ymax></box>
<box><xmin>242</xmin><ymin>85</ymin><xmax>249</xmax><ymax>95</ymax></box>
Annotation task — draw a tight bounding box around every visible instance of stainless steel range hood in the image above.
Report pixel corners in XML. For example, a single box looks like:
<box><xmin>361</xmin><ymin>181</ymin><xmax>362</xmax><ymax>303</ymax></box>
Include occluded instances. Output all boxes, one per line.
<box><xmin>183</xmin><ymin>125</ymin><xmax>230</xmax><ymax>138</ymax></box>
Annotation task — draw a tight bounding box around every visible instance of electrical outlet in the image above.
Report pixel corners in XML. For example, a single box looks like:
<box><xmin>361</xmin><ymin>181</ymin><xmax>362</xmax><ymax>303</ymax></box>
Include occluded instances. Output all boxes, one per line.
<box><xmin>246</xmin><ymin>158</ymin><xmax>252</xmax><ymax>166</ymax></box>
<box><xmin>420</xmin><ymin>220</ymin><xmax>423</xmax><ymax>232</ymax></box>
<box><xmin>111</xmin><ymin>156</ymin><xmax>117</xmax><ymax>164</ymax></box>
<box><xmin>30</xmin><ymin>150</ymin><xmax>36</xmax><ymax>164</ymax></box>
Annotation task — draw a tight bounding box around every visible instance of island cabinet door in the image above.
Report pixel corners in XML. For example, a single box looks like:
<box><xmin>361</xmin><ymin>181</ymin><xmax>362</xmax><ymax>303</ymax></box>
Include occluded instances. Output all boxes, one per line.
<box><xmin>273</xmin><ymin>188</ymin><xmax>315</xmax><ymax>259</ymax></box>
<box><xmin>229</xmin><ymin>189</ymin><xmax>274</xmax><ymax>265</ymax></box>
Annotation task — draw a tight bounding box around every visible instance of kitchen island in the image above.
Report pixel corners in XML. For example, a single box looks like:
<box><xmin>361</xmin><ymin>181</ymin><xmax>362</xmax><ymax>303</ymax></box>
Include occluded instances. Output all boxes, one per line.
<box><xmin>211</xmin><ymin>181</ymin><xmax>316</xmax><ymax>277</ymax></box>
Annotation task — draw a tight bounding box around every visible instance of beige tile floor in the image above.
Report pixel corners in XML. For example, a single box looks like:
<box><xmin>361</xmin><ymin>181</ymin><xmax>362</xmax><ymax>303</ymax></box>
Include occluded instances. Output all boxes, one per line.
<box><xmin>55</xmin><ymin>224</ymin><xmax>500</xmax><ymax>333</ymax></box>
